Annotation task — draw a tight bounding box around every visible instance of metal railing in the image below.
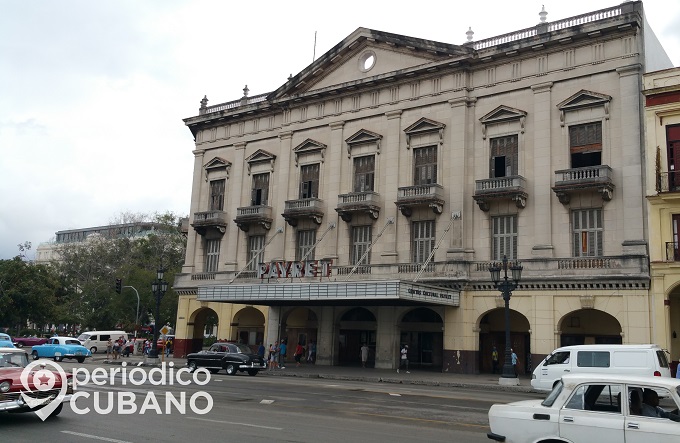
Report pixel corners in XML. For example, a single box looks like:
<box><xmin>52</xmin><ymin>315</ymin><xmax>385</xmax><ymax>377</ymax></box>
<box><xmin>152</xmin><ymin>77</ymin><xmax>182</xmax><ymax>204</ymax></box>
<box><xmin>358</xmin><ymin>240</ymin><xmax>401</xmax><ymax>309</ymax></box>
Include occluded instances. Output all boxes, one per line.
<box><xmin>657</xmin><ymin>172</ymin><xmax>680</xmax><ymax>193</ymax></box>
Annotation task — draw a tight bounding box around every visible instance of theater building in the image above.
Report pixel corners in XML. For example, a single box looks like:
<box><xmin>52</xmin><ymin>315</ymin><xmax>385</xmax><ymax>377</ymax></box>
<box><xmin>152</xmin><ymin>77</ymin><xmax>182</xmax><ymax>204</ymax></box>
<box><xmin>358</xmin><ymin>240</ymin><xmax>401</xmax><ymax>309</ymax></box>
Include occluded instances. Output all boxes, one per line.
<box><xmin>173</xmin><ymin>2</ymin><xmax>673</xmax><ymax>373</ymax></box>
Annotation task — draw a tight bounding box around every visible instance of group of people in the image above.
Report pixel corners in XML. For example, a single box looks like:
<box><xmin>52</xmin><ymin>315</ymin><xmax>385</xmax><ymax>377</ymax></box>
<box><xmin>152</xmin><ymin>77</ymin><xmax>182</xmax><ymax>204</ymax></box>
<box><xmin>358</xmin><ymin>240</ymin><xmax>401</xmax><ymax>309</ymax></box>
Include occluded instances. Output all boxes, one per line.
<box><xmin>491</xmin><ymin>345</ymin><xmax>519</xmax><ymax>376</ymax></box>
<box><xmin>262</xmin><ymin>339</ymin><xmax>316</xmax><ymax>370</ymax></box>
<box><xmin>106</xmin><ymin>336</ymin><xmax>131</xmax><ymax>360</ymax></box>
<box><xmin>629</xmin><ymin>388</ymin><xmax>680</xmax><ymax>420</ymax></box>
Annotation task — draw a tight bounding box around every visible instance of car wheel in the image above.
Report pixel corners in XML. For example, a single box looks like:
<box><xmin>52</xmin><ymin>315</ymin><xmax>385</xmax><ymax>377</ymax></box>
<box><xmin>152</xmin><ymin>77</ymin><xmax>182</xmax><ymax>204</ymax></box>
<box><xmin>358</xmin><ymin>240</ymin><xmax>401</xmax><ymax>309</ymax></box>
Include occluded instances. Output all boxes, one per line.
<box><xmin>225</xmin><ymin>364</ymin><xmax>237</xmax><ymax>375</ymax></box>
<box><xmin>247</xmin><ymin>369</ymin><xmax>259</xmax><ymax>376</ymax></box>
<box><xmin>76</xmin><ymin>357</ymin><xmax>85</xmax><ymax>363</ymax></box>
<box><xmin>54</xmin><ymin>355</ymin><xmax>63</xmax><ymax>362</ymax></box>
<box><xmin>32</xmin><ymin>350</ymin><xmax>39</xmax><ymax>360</ymax></box>
<box><xmin>90</xmin><ymin>347</ymin><xmax>97</xmax><ymax>354</ymax></box>
<box><xmin>47</xmin><ymin>403</ymin><xmax>63</xmax><ymax>418</ymax></box>
<box><xmin>188</xmin><ymin>361</ymin><xmax>197</xmax><ymax>372</ymax></box>
<box><xmin>15</xmin><ymin>342</ymin><xmax>23</xmax><ymax>348</ymax></box>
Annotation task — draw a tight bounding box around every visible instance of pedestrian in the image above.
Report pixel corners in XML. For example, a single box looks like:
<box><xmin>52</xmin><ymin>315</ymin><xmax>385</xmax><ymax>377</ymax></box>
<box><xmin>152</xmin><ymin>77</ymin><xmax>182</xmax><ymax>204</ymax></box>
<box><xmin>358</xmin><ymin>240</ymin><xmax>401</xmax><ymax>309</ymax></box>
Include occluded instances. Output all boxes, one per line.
<box><xmin>360</xmin><ymin>343</ymin><xmax>369</xmax><ymax>368</ymax></box>
<box><xmin>307</xmin><ymin>340</ymin><xmax>316</xmax><ymax>363</ymax></box>
<box><xmin>106</xmin><ymin>338</ymin><xmax>113</xmax><ymax>360</ymax></box>
<box><xmin>279</xmin><ymin>339</ymin><xmax>287</xmax><ymax>369</ymax></box>
<box><xmin>294</xmin><ymin>342</ymin><xmax>304</xmax><ymax>367</ymax></box>
<box><xmin>269</xmin><ymin>341</ymin><xmax>279</xmax><ymax>370</ymax></box>
<box><xmin>397</xmin><ymin>344</ymin><xmax>409</xmax><ymax>373</ymax></box>
<box><xmin>676</xmin><ymin>364</ymin><xmax>680</xmax><ymax>379</ymax></box>
<box><xmin>491</xmin><ymin>345</ymin><xmax>499</xmax><ymax>374</ymax></box>
<box><xmin>112</xmin><ymin>338</ymin><xmax>120</xmax><ymax>360</ymax></box>
<box><xmin>165</xmin><ymin>338</ymin><xmax>173</xmax><ymax>357</ymax></box>
<box><xmin>257</xmin><ymin>342</ymin><xmax>265</xmax><ymax>360</ymax></box>
<box><xmin>511</xmin><ymin>348</ymin><xmax>518</xmax><ymax>377</ymax></box>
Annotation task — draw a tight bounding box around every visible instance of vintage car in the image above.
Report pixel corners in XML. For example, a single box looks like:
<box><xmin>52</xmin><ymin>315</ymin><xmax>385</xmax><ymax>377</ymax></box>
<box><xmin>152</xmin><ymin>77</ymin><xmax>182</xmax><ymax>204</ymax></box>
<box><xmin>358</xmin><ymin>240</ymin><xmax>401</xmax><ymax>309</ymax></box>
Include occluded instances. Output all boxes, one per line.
<box><xmin>488</xmin><ymin>373</ymin><xmax>680</xmax><ymax>443</ymax></box>
<box><xmin>0</xmin><ymin>347</ymin><xmax>73</xmax><ymax>417</ymax></box>
<box><xmin>187</xmin><ymin>342</ymin><xmax>266</xmax><ymax>376</ymax></box>
<box><xmin>13</xmin><ymin>336</ymin><xmax>48</xmax><ymax>348</ymax></box>
<box><xmin>0</xmin><ymin>334</ymin><xmax>15</xmax><ymax>348</ymax></box>
<box><xmin>31</xmin><ymin>337</ymin><xmax>92</xmax><ymax>363</ymax></box>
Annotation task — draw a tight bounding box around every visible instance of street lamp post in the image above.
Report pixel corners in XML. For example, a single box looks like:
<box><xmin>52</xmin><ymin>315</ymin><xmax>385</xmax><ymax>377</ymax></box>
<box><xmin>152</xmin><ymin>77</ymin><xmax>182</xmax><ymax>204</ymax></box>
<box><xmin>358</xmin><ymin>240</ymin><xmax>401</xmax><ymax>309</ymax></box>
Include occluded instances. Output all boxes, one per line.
<box><xmin>149</xmin><ymin>268</ymin><xmax>168</xmax><ymax>359</ymax></box>
<box><xmin>489</xmin><ymin>255</ymin><xmax>523</xmax><ymax>384</ymax></box>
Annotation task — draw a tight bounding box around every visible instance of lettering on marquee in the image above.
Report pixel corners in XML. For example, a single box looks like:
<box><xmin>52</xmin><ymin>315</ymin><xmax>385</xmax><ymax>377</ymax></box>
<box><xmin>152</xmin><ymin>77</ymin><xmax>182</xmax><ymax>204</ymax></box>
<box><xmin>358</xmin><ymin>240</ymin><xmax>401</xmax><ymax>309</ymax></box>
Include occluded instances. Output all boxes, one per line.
<box><xmin>407</xmin><ymin>287</ymin><xmax>452</xmax><ymax>300</ymax></box>
<box><xmin>257</xmin><ymin>260</ymin><xmax>332</xmax><ymax>279</ymax></box>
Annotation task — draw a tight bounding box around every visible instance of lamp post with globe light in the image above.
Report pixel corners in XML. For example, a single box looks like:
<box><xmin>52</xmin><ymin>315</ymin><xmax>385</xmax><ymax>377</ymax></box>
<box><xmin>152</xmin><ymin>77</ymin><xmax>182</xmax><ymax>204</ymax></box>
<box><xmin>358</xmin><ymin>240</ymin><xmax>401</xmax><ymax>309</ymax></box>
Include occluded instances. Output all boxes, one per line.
<box><xmin>488</xmin><ymin>255</ymin><xmax>522</xmax><ymax>384</ymax></box>
<box><xmin>149</xmin><ymin>268</ymin><xmax>168</xmax><ymax>359</ymax></box>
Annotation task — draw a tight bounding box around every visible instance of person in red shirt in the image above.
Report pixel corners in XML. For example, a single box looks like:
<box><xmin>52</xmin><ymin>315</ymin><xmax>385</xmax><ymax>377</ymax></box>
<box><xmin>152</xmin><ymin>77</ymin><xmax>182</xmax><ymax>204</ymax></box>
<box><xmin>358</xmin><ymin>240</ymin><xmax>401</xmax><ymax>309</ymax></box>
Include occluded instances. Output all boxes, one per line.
<box><xmin>294</xmin><ymin>343</ymin><xmax>305</xmax><ymax>367</ymax></box>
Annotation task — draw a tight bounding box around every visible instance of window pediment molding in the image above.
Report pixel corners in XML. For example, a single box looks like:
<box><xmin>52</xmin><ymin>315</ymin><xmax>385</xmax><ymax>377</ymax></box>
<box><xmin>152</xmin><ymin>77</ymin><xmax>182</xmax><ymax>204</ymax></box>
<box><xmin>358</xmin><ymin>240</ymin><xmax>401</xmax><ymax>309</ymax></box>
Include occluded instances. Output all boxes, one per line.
<box><xmin>203</xmin><ymin>157</ymin><xmax>231</xmax><ymax>182</ymax></box>
<box><xmin>479</xmin><ymin>105</ymin><xmax>527</xmax><ymax>140</ymax></box>
<box><xmin>557</xmin><ymin>89</ymin><xmax>612</xmax><ymax>127</ymax></box>
<box><xmin>293</xmin><ymin>138</ymin><xmax>327</xmax><ymax>167</ymax></box>
<box><xmin>345</xmin><ymin>129</ymin><xmax>383</xmax><ymax>158</ymax></box>
<box><xmin>245</xmin><ymin>149</ymin><xmax>276</xmax><ymax>175</ymax></box>
<box><xmin>404</xmin><ymin>117</ymin><xmax>445</xmax><ymax>149</ymax></box>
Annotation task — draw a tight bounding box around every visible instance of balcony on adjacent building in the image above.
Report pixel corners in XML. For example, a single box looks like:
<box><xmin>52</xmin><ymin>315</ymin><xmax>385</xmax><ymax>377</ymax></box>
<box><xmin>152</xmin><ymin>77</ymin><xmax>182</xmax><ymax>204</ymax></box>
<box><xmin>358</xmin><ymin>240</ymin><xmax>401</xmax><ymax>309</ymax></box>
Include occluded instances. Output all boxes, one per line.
<box><xmin>191</xmin><ymin>210</ymin><xmax>229</xmax><ymax>236</ymax></box>
<box><xmin>234</xmin><ymin>205</ymin><xmax>273</xmax><ymax>231</ymax></box>
<box><xmin>552</xmin><ymin>165</ymin><xmax>614</xmax><ymax>204</ymax></box>
<box><xmin>336</xmin><ymin>192</ymin><xmax>381</xmax><ymax>222</ymax></box>
<box><xmin>395</xmin><ymin>184</ymin><xmax>445</xmax><ymax>217</ymax></box>
<box><xmin>282</xmin><ymin>198</ymin><xmax>325</xmax><ymax>226</ymax></box>
<box><xmin>666</xmin><ymin>242</ymin><xmax>680</xmax><ymax>262</ymax></box>
<box><xmin>657</xmin><ymin>172</ymin><xmax>680</xmax><ymax>194</ymax></box>
<box><xmin>473</xmin><ymin>175</ymin><xmax>527</xmax><ymax>211</ymax></box>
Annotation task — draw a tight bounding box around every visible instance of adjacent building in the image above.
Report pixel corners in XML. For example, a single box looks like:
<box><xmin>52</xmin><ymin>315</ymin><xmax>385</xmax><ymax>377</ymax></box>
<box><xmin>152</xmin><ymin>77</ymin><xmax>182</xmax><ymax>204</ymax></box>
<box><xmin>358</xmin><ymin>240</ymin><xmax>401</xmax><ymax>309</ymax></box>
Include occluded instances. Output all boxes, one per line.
<box><xmin>173</xmin><ymin>1</ymin><xmax>674</xmax><ymax>373</ymax></box>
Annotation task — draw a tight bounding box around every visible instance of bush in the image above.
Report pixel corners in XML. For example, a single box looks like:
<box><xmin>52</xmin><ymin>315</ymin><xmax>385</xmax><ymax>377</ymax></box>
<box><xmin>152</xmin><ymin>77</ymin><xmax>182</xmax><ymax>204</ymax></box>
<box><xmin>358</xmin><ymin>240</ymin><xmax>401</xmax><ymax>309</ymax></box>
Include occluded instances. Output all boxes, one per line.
<box><xmin>203</xmin><ymin>336</ymin><xmax>217</xmax><ymax>347</ymax></box>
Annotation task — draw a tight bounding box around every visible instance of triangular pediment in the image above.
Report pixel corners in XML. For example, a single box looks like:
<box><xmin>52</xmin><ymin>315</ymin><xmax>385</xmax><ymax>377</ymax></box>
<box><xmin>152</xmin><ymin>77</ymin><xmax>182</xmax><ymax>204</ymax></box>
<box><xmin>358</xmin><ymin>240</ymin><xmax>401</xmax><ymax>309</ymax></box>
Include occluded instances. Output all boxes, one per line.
<box><xmin>293</xmin><ymin>139</ymin><xmax>327</xmax><ymax>153</ymax></box>
<box><xmin>479</xmin><ymin>106</ymin><xmax>527</xmax><ymax>125</ymax></box>
<box><xmin>557</xmin><ymin>90</ymin><xmax>612</xmax><ymax>111</ymax></box>
<box><xmin>245</xmin><ymin>149</ymin><xmax>276</xmax><ymax>165</ymax></box>
<box><xmin>345</xmin><ymin>129</ymin><xmax>383</xmax><ymax>146</ymax></box>
<box><xmin>204</xmin><ymin>157</ymin><xmax>231</xmax><ymax>171</ymax></box>
<box><xmin>404</xmin><ymin>117</ymin><xmax>446</xmax><ymax>136</ymax></box>
<box><xmin>269</xmin><ymin>28</ymin><xmax>469</xmax><ymax>100</ymax></box>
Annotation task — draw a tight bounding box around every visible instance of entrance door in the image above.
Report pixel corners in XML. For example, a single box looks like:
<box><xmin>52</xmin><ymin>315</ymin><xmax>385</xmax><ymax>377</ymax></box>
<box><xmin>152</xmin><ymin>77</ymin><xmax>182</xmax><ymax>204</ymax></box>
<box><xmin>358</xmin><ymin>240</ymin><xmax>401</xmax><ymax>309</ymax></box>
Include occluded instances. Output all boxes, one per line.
<box><xmin>339</xmin><ymin>330</ymin><xmax>376</xmax><ymax>366</ymax></box>
<box><xmin>400</xmin><ymin>332</ymin><xmax>442</xmax><ymax>369</ymax></box>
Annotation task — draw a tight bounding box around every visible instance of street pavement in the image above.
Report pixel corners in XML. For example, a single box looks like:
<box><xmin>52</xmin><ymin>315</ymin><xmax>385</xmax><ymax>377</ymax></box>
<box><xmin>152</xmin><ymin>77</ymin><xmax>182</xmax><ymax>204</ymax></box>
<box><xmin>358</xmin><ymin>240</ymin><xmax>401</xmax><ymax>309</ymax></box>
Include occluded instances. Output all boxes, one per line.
<box><xmin>92</xmin><ymin>353</ymin><xmax>536</xmax><ymax>393</ymax></box>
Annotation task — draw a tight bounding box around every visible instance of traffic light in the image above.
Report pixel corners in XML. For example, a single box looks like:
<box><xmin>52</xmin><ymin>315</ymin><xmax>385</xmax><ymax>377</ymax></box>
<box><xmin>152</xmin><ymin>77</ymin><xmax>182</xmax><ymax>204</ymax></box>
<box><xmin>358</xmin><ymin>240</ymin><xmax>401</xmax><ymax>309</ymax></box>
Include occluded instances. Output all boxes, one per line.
<box><xmin>115</xmin><ymin>278</ymin><xmax>122</xmax><ymax>294</ymax></box>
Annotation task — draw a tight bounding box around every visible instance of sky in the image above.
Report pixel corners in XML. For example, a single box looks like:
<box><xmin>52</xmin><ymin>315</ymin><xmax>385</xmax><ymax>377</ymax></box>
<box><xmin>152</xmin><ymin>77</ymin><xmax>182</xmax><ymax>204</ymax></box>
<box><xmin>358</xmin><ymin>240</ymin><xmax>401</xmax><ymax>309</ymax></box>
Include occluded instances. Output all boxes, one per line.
<box><xmin>1</xmin><ymin>0</ymin><xmax>679</xmax><ymax>260</ymax></box>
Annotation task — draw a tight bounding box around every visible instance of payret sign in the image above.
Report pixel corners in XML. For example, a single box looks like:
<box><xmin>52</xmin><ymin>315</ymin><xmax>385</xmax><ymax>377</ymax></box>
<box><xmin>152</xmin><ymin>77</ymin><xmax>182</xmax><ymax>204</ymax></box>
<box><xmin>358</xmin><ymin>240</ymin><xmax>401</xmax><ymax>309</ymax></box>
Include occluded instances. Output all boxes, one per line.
<box><xmin>257</xmin><ymin>260</ymin><xmax>332</xmax><ymax>279</ymax></box>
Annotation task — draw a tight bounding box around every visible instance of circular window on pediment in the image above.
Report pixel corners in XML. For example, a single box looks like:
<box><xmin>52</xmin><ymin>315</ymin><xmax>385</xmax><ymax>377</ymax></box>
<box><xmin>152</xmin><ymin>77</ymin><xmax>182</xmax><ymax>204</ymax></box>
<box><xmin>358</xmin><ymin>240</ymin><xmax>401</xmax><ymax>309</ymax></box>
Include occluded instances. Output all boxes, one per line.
<box><xmin>359</xmin><ymin>50</ymin><xmax>376</xmax><ymax>72</ymax></box>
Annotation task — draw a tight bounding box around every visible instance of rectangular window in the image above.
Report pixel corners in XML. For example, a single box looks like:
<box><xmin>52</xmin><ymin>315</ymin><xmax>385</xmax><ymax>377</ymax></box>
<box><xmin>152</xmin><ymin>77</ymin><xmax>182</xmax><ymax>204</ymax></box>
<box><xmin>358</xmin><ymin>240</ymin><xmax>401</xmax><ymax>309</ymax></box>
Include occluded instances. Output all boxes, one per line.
<box><xmin>490</xmin><ymin>135</ymin><xmax>518</xmax><ymax>177</ymax></box>
<box><xmin>412</xmin><ymin>220</ymin><xmax>435</xmax><ymax>263</ymax></box>
<box><xmin>413</xmin><ymin>146</ymin><xmax>437</xmax><ymax>185</ymax></box>
<box><xmin>572</xmin><ymin>208</ymin><xmax>603</xmax><ymax>257</ymax></box>
<box><xmin>299</xmin><ymin>163</ymin><xmax>320</xmax><ymax>198</ymax></box>
<box><xmin>209</xmin><ymin>179</ymin><xmax>225</xmax><ymax>211</ymax></box>
<box><xmin>353</xmin><ymin>155</ymin><xmax>375</xmax><ymax>192</ymax></box>
<box><xmin>251</xmin><ymin>173</ymin><xmax>269</xmax><ymax>205</ymax></box>
<box><xmin>351</xmin><ymin>226</ymin><xmax>372</xmax><ymax>265</ymax></box>
<box><xmin>492</xmin><ymin>215</ymin><xmax>518</xmax><ymax>260</ymax></box>
<box><xmin>247</xmin><ymin>235</ymin><xmax>265</xmax><ymax>271</ymax></box>
<box><xmin>205</xmin><ymin>239</ymin><xmax>220</xmax><ymax>272</ymax></box>
<box><xmin>296</xmin><ymin>229</ymin><xmax>316</xmax><ymax>261</ymax></box>
<box><xmin>569</xmin><ymin>122</ymin><xmax>602</xmax><ymax>168</ymax></box>
<box><xmin>577</xmin><ymin>351</ymin><xmax>610</xmax><ymax>368</ymax></box>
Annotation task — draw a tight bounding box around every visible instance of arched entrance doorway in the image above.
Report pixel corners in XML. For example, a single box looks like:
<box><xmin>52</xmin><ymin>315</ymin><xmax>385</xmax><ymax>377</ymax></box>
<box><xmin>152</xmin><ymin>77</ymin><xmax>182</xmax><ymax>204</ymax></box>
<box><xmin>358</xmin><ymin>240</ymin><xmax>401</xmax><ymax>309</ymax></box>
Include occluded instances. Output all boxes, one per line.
<box><xmin>233</xmin><ymin>307</ymin><xmax>265</xmax><ymax>352</ymax></box>
<box><xmin>280</xmin><ymin>307</ymin><xmax>318</xmax><ymax>365</ymax></box>
<box><xmin>559</xmin><ymin>309</ymin><xmax>622</xmax><ymax>346</ymax></box>
<box><xmin>399</xmin><ymin>307</ymin><xmax>443</xmax><ymax>370</ymax></box>
<box><xmin>338</xmin><ymin>307</ymin><xmax>376</xmax><ymax>367</ymax></box>
<box><xmin>188</xmin><ymin>307</ymin><xmax>219</xmax><ymax>354</ymax></box>
<box><xmin>479</xmin><ymin>308</ymin><xmax>531</xmax><ymax>374</ymax></box>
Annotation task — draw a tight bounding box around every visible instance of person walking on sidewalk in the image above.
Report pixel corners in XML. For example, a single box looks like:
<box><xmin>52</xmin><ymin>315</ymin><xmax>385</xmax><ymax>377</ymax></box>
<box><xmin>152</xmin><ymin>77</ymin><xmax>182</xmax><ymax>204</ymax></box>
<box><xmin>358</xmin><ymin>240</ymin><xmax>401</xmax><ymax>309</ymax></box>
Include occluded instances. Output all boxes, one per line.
<box><xmin>511</xmin><ymin>349</ymin><xmax>518</xmax><ymax>377</ymax></box>
<box><xmin>397</xmin><ymin>344</ymin><xmax>409</xmax><ymax>373</ymax></box>
<box><xmin>491</xmin><ymin>346</ymin><xmax>499</xmax><ymax>374</ymax></box>
<box><xmin>279</xmin><ymin>340</ymin><xmax>287</xmax><ymax>369</ymax></box>
<box><xmin>294</xmin><ymin>342</ymin><xmax>304</xmax><ymax>367</ymax></box>
<box><xmin>360</xmin><ymin>343</ymin><xmax>369</xmax><ymax>368</ymax></box>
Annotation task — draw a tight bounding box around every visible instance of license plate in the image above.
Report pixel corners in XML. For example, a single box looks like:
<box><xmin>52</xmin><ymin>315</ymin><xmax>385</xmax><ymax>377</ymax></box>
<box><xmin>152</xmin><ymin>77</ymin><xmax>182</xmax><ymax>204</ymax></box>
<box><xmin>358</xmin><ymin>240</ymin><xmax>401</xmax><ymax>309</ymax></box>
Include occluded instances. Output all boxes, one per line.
<box><xmin>76</xmin><ymin>351</ymin><xmax>83</xmax><ymax>355</ymax></box>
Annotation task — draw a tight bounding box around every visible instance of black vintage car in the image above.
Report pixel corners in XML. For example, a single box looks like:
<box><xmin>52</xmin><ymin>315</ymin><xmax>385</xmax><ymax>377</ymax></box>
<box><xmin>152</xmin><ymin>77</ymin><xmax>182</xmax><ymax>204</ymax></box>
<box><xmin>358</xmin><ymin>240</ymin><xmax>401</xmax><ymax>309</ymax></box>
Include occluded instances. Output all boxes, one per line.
<box><xmin>187</xmin><ymin>342</ymin><xmax>266</xmax><ymax>376</ymax></box>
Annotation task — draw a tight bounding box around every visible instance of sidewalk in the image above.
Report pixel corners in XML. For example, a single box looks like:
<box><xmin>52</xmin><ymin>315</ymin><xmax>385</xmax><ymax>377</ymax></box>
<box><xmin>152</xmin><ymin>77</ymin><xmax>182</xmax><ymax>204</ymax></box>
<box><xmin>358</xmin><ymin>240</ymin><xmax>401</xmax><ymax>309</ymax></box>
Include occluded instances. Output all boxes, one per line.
<box><xmin>95</xmin><ymin>354</ymin><xmax>536</xmax><ymax>393</ymax></box>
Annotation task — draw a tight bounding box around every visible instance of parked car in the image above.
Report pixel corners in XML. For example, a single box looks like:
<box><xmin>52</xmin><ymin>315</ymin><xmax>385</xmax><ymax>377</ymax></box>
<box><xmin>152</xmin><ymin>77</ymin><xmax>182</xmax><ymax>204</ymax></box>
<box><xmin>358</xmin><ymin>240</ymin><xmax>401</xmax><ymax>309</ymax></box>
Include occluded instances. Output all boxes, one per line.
<box><xmin>531</xmin><ymin>344</ymin><xmax>671</xmax><ymax>391</ymax></box>
<box><xmin>31</xmin><ymin>337</ymin><xmax>92</xmax><ymax>363</ymax></box>
<box><xmin>488</xmin><ymin>373</ymin><xmax>680</xmax><ymax>443</ymax></box>
<box><xmin>0</xmin><ymin>334</ymin><xmax>15</xmax><ymax>348</ymax></box>
<box><xmin>0</xmin><ymin>347</ymin><xmax>73</xmax><ymax>417</ymax></box>
<box><xmin>186</xmin><ymin>342</ymin><xmax>266</xmax><ymax>376</ymax></box>
<box><xmin>12</xmin><ymin>336</ymin><xmax>48</xmax><ymax>348</ymax></box>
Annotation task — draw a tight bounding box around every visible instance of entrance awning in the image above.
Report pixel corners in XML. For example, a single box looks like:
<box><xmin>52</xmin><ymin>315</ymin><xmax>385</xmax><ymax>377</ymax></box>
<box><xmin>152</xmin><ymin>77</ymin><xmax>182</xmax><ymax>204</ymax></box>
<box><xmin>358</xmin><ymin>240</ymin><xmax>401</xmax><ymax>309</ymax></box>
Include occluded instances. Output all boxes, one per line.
<box><xmin>196</xmin><ymin>280</ymin><xmax>459</xmax><ymax>307</ymax></box>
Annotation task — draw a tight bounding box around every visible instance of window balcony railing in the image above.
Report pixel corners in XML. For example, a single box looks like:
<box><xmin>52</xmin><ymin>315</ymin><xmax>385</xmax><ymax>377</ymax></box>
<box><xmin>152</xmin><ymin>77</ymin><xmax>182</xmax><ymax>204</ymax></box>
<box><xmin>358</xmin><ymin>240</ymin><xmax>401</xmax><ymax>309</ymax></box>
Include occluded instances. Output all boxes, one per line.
<box><xmin>473</xmin><ymin>175</ymin><xmax>527</xmax><ymax>211</ymax></box>
<box><xmin>552</xmin><ymin>165</ymin><xmax>614</xmax><ymax>204</ymax></box>
<box><xmin>191</xmin><ymin>210</ymin><xmax>229</xmax><ymax>236</ymax></box>
<box><xmin>336</xmin><ymin>191</ymin><xmax>381</xmax><ymax>222</ymax></box>
<box><xmin>666</xmin><ymin>242</ymin><xmax>680</xmax><ymax>262</ymax></box>
<box><xmin>282</xmin><ymin>198</ymin><xmax>325</xmax><ymax>227</ymax></box>
<box><xmin>395</xmin><ymin>184</ymin><xmax>445</xmax><ymax>217</ymax></box>
<box><xmin>657</xmin><ymin>172</ymin><xmax>680</xmax><ymax>194</ymax></box>
<box><xmin>234</xmin><ymin>205</ymin><xmax>273</xmax><ymax>231</ymax></box>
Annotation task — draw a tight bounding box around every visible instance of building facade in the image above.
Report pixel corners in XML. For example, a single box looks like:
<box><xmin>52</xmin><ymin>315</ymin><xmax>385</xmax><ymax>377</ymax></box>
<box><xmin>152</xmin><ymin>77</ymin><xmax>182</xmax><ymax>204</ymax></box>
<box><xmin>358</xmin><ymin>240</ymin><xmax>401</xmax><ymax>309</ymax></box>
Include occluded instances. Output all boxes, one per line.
<box><xmin>644</xmin><ymin>67</ymin><xmax>680</xmax><ymax>372</ymax></box>
<box><xmin>173</xmin><ymin>2</ymin><xmax>673</xmax><ymax>373</ymax></box>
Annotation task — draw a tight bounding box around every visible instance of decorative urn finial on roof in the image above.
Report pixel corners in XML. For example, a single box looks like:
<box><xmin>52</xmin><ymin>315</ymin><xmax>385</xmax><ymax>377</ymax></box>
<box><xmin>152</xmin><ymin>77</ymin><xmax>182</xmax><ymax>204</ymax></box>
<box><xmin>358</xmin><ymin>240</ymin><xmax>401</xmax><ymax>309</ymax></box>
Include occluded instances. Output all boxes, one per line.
<box><xmin>200</xmin><ymin>95</ymin><xmax>208</xmax><ymax>109</ymax></box>
<box><xmin>466</xmin><ymin>27</ymin><xmax>474</xmax><ymax>42</ymax></box>
<box><xmin>539</xmin><ymin>5</ymin><xmax>548</xmax><ymax>23</ymax></box>
<box><xmin>243</xmin><ymin>85</ymin><xmax>249</xmax><ymax>97</ymax></box>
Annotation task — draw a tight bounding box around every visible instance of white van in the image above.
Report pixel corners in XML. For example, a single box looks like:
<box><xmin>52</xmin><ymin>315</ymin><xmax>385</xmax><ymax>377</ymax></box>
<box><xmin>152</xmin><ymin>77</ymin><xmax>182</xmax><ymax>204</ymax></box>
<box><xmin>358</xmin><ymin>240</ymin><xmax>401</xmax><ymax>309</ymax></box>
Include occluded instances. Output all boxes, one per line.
<box><xmin>531</xmin><ymin>344</ymin><xmax>671</xmax><ymax>391</ymax></box>
<box><xmin>77</xmin><ymin>331</ymin><xmax>128</xmax><ymax>354</ymax></box>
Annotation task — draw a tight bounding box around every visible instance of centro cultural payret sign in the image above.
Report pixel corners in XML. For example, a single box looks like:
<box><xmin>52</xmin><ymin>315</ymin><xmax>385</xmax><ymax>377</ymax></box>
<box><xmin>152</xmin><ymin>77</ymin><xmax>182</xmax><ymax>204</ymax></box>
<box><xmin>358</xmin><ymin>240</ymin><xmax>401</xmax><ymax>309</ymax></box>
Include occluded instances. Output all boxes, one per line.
<box><xmin>257</xmin><ymin>260</ymin><xmax>332</xmax><ymax>279</ymax></box>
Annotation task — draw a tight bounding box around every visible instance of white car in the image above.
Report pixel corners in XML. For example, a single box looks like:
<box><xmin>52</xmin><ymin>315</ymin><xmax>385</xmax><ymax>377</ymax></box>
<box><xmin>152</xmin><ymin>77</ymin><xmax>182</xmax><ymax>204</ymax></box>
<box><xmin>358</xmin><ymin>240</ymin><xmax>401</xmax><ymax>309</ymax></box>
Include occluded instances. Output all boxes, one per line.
<box><xmin>488</xmin><ymin>374</ymin><xmax>680</xmax><ymax>443</ymax></box>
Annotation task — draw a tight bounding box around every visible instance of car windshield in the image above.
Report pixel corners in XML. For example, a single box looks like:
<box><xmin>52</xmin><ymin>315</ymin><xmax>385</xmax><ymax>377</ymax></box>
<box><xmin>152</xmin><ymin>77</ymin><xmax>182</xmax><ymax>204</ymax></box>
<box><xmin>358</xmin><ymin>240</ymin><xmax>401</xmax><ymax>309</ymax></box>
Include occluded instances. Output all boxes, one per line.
<box><xmin>0</xmin><ymin>334</ymin><xmax>11</xmax><ymax>341</ymax></box>
<box><xmin>77</xmin><ymin>334</ymin><xmax>90</xmax><ymax>341</ymax></box>
<box><xmin>65</xmin><ymin>340</ymin><xmax>81</xmax><ymax>345</ymax></box>
<box><xmin>541</xmin><ymin>380</ymin><xmax>564</xmax><ymax>406</ymax></box>
<box><xmin>234</xmin><ymin>344</ymin><xmax>253</xmax><ymax>354</ymax></box>
<box><xmin>0</xmin><ymin>352</ymin><xmax>28</xmax><ymax>368</ymax></box>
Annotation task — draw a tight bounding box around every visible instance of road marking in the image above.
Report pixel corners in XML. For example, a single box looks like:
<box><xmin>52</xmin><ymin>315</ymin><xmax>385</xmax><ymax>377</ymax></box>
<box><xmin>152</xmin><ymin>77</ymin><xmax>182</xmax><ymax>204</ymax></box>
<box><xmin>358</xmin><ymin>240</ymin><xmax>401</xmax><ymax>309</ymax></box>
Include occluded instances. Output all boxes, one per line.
<box><xmin>260</xmin><ymin>399</ymin><xmax>274</xmax><ymax>404</ymax></box>
<box><xmin>60</xmin><ymin>431</ymin><xmax>132</xmax><ymax>443</ymax></box>
<box><xmin>389</xmin><ymin>393</ymin><xmax>401</xmax><ymax>396</ymax></box>
<box><xmin>187</xmin><ymin>416</ymin><xmax>282</xmax><ymax>430</ymax></box>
